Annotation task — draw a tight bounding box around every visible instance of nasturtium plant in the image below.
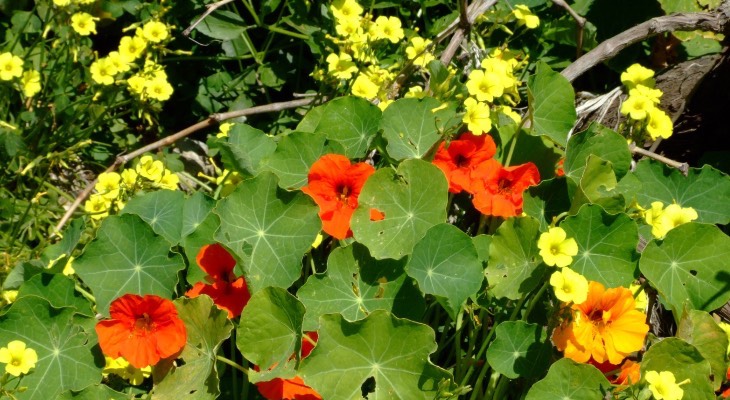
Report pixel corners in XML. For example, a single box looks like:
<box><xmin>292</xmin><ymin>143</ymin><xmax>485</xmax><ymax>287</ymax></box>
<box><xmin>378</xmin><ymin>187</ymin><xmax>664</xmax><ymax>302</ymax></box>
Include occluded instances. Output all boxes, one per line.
<box><xmin>527</xmin><ymin>62</ymin><xmax>577</xmax><ymax>147</ymax></box>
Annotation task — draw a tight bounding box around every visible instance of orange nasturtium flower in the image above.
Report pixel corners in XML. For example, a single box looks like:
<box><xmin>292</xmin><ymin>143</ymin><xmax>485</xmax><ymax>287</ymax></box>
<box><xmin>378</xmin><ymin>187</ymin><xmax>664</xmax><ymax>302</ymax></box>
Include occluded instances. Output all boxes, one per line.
<box><xmin>186</xmin><ymin>244</ymin><xmax>251</xmax><ymax>318</ymax></box>
<box><xmin>552</xmin><ymin>281</ymin><xmax>649</xmax><ymax>365</ymax></box>
<box><xmin>96</xmin><ymin>294</ymin><xmax>187</xmax><ymax>369</ymax></box>
<box><xmin>471</xmin><ymin>160</ymin><xmax>540</xmax><ymax>218</ymax></box>
<box><xmin>432</xmin><ymin>132</ymin><xmax>497</xmax><ymax>193</ymax></box>
<box><xmin>301</xmin><ymin>154</ymin><xmax>375</xmax><ymax>240</ymax></box>
<box><xmin>255</xmin><ymin>332</ymin><xmax>322</xmax><ymax>400</ymax></box>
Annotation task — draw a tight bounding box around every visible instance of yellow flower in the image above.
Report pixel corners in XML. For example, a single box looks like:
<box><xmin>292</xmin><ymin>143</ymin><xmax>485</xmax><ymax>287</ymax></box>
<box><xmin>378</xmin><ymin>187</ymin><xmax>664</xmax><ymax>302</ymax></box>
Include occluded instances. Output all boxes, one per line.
<box><xmin>144</xmin><ymin>76</ymin><xmax>174</xmax><ymax>101</ymax></box>
<box><xmin>0</xmin><ymin>52</ymin><xmax>23</xmax><ymax>81</ymax></box>
<box><xmin>142</xmin><ymin>21</ymin><xmax>169</xmax><ymax>43</ymax></box>
<box><xmin>629</xmin><ymin>84</ymin><xmax>662</xmax><ymax>104</ymax></box>
<box><xmin>645</xmin><ymin>370</ymin><xmax>686</xmax><ymax>400</ymax></box>
<box><xmin>620</xmin><ymin>93</ymin><xmax>655</xmax><ymax>121</ymax></box>
<box><xmin>351</xmin><ymin>74</ymin><xmax>379</xmax><ymax>99</ymax></box>
<box><xmin>107</xmin><ymin>51</ymin><xmax>131</xmax><ymax>73</ymax></box>
<box><xmin>463</xmin><ymin>97</ymin><xmax>492</xmax><ymax>134</ymax></box>
<box><xmin>217</xmin><ymin>122</ymin><xmax>233</xmax><ymax>138</ymax></box>
<box><xmin>466</xmin><ymin>69</ymin><xmax>504</xmax><ymax>103</ymax></box>
<box><xmin>53</xmin><ymin>0</ymin><xmax>71</xmax><ymax>6</ymax></box>
<box><xmin>621</xmin><ymin>63</ymin><xmax>655</xmax><ymax>90</ymax></box>
<box><xmin>0</xmin><ymin>340</ymin><xmax>38</xmax><ymax>376</ymax></box>
<box><xmin>498</xmin><ymin>105</ymin><xmax>521</xmax><ymax>124</ymax></box>
<box><xmin>95</xmin><ymin>172</ymin><xmax>122</xmax><ymax>199</ymax></box>
<box><xmin>650</xmin><ymin>203</ymin><xmax>698</xmax><ymax>239</ymax></box>
<box><xmin>630</xmin><ymin>283</ymin><xmax>648</xmax><ymax>311</ymax></box>
<box><xmin>369</xmin><ymin>16</ymin><xmax>404</xmax><ymax>43</ymax></box>
<box><xmin>136</xmin><ymin>155</ymin><xmax>164</xmax><ymax>182</ymax></box>
<box><xmin>538</xmin><ymin>227</ymin><xmax>578</xmax><ymax>268</ymax></box>
<box><xmin>335</xmin><ymin>18</ymin><xmax>363</xmax><ymax>37</ymax></box>
<box><xmin>326</xmin><ymin>53</ymin><xmax>358</xmax><ymax>80</ymax></box>
<box><xmin>646</xmin><ymin>108</ymin><xmax>673</xmax><ymax>140</ymax></box>
<box><xmin>377</xmin><ymin>99</ymin><xmax>393</xmax><ymax>111</ymax></box>
<box><xmin>482</xmin><ymin>58</ymin><xmax>517</xmax><ymax>90</ymax></box>
<box><xmin>71</xmin><ymin>12</ymin><xmax>98</xmax><ymax>36</ymax></box>
<box><xmin>365</xmin><ymin>65</ymin><xmax>395</xmax><ymax>86</ymax></box>
<box><xmin>90</xmin><ymin>58</ymin><xmax>118</xmax><ymax>85</ymax></box>
<box><xmin>331</xmin><ymin>0</ymin><xmax>363</xmax><ymax>22</ymax></box>
<box><xmin>127</xmin><ymin>74</ymin><xmax>146</xmax><ymax>95</ymax></box>
<box><xmin>103</xmin><ymin>356</ymin><xmax>152</xmax><ymax>385</ymax></box>
<box><xmin>85</xmin><ymin>194</ymin><xmax>112</xmax><ymax>220</ymax></box>
<box><xmin>513</xmin><ymin>5</ymin><xmax>540</xmax><ymax>29</ymax></box>
<box><xmin>404</xmin><ymin>86</ymin><xmax>425</xmax><ymax>99</ymax></box>
<box><xmin>312</xmin><ymin>233</ymin><xmax>324</xmax><ymax>249</ymax></box>
<box><xmin>63</xmin><ymin>256</ymin><xmax>75</xmax><ymax>276</ymax></box>
<box><xmin>1</xmin><ymin>290</ymin><xmax>17</xmax><ymax>304</ymax></box>
<box><xmin>20</xmin><ymin>70</ymin><xmax>41</xmax><ymax>97</ymax></box>
<box><xmin>158</xmin><ymin>170</ymin><xmax>179</xmax><ymax>190</ymax></box>
<box><xmin>121</xmin><ymin>168</ymin><xmax>138</xmax><ymax>188</ymax></box>
<box><xmin>550</xmin><ymin>267</ymin><xmax>589</xmax><ymax>304</ymax></box>
<box><xmin>118</xmin><ymin>35</ymin><xmax>147</xmax><ymax>62</ymax></box>
<box><xmin>405</xmin><ymin>36</ymin><xmax>434</xmax><ymax>67</ymax></box>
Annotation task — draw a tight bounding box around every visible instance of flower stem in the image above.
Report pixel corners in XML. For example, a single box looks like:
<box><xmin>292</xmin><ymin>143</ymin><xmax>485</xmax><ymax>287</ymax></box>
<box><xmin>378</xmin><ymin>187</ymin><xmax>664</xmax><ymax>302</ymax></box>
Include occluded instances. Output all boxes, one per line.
<box><xmin>217</xmin><ymin>355</ymin><xmax>248</xmax><ymax>375</ymax></box>
<box><xmin>523</xmin><ymin>280</ymin><xmax>550</xmax><ymax>321</ymax></box>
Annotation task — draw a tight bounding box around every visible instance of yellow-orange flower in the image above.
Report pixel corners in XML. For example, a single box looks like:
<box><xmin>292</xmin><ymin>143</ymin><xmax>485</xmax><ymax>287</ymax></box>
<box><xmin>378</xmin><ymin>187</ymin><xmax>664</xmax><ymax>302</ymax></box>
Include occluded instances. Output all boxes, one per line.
<box><xmin>552</xmin><ymin>281</ymin><xmax>649</xmax><ymax>365</ymax></box>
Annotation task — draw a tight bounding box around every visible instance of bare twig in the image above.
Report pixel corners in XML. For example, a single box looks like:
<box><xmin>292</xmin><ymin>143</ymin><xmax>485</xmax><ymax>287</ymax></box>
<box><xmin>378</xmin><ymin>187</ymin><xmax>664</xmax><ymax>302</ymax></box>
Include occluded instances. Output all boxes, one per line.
<box><xmin>550</xmin><ymin>0</ymin><xmax>587</xmax><ymax>58</ymax></box>
<box><xmin>561</xmin><ymin>4</ymin><xmax>730</xmax><ymax>82</ymax></box>
<box><xmin>52</xmin><ymin>97</ymin><xmax>318</xmax><ymax>236</ymax></box>
<box><xmin>439</xmin><ymin>0</ymin><xmax>499</xmax><ymax>66</ymax></box>
<box><xmin>183</xmin><ymin>0</ymin><xmax>236</xmax><ymax>37</ymax></box>
<box><xmin>630</xmin><ymin>143</ymin><xmax>689</xmax><ymax>175</ymax></box>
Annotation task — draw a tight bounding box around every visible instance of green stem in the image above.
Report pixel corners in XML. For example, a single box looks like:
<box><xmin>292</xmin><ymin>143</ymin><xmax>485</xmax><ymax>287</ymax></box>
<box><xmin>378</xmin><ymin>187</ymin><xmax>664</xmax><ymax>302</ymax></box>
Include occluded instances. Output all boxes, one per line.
<box><xmin>266</xmin><ymin>25</ymin><xmax>308</xmax><ymax>40</ymax></box>
<box><xmin>454</xmin><ymin>309</ymin><xmax>464</xmax><ymax>381</ymax></box>
<box><xmin>74</xmin><ymin>284</ymin><xmax>96</xmax><ymax>303</ymax></box>
<box><xmin>522</xmin><ymin>280</ymin><xmax>550</xmax><ymax>321</ymax></box>
<box><xmin>216</xmin><ymin>355</ymin><xmax>248</xmax><ymax>375</ymax></box>
<box><xmin>230</xmin><ymin>334</ymin><xmax>238</xmax><ymax>400</ymax></box>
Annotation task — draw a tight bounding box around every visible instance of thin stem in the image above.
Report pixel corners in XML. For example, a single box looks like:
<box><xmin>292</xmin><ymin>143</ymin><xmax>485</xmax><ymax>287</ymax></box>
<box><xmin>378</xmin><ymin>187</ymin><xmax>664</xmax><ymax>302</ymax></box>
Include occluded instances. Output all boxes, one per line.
<box><xmin>216</xmin><ymin>355</ymin><xmax>248</xmax><ymax>375</ymax></box>
<box><xmin>74</xmin><ymin>283</ymin><xmax>96</xmax><ymax>303</ymax></box>
<box><xmin>523</xmin><ymin>280</ymin><xmax>550</xmax><ymax>321</ymax></box>
<box><xmin>266</xmin><ymin>25</ymin><xmax>309</xmax><ymax>40</ymax></box>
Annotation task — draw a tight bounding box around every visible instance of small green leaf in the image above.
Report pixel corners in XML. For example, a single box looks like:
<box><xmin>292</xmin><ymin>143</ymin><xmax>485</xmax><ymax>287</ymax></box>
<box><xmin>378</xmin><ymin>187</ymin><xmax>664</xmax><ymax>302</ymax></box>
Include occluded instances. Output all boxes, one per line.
<box><xmin>561</xmin><ymin>205</ymin><xmax>639</xmax><ymax>288</ymax></box>
<box><xmin>41</xmin><ymin>218</ymin><xmax>85</xmax><ymax>270</ymax></box>
<box><xmin>299</xmin><ymin>310</ymin><xmax>451</xmax><ymax>399</ymax></box>
<box><xmin>17</xmin><ymin>274</ymin><xmax>93</xmax><ymax>316</ymax></box>
<box><xmin>259</xmin><ymin>131</ymin><xmax>342</xmax><ymax>190</ymax></box>
<box><xmin>182</xmin><ymin>192</ymin><xmax>216</xmax><ymax>238</ymax></box>
<box><xmin>237</xmin><ymin>287</ymin><xmax>305</xmax><ymax>383</ymax></box>
<box><xmin>298</xmin><ymin>243</ymin><xmax>425</xmax><ymax>331</ymax></box>
<box><xmin>151</xmin><ymin>296</ymin><xmax>233</xmax><ymax>400</ymax></box>
<box><xmin>487</xmin><ymin>217</ymin><xmax>546</xmax><ymax>300</ymax></box>
<box><xmin>217</xmin><ymin>124</ymin><xmax>276</xmax><ymax>176</ymax></box>
<box><xmin>640</xmin><ymin>223</ymin><xmax>730</xmax><ymax>313</ymax></box>
<box><xmin>351</xmin><ymin>159</ymin><xmax>448</xmax><ymax>260</ymax></box>
<box><xmin>310</xmin><ymin>96</ymin><xmax>382</xmax><ymax>158</ymax></box>
<box><xmin>74</xmin><ymin>214</ymin><xmax>184</xmax><ymax>316</ymax></box>
<box><xmin>527</xmin><ymin>62</ymin><xmax>577</xmax><ymax>147</ymax></box>
<box><xmin>569</xmin><ymin>155</ymin><xmax>625</xmax><ymax>214</ymax></box>
<box><xmin>195</xmin><ymin>10</ymin><xmax>246</xmax><ymax>41</ymax></box>
<box><xmin>624</xmin><ymin>160</ymin><xmax>730</xmax><ymax>225</ymax></box>
<box><xmin>677</xmin><ymin>309</ymin><xmax>729</xmax><ymax>391</ymax></box>
<box><xmin>121</xmin><ymin>190</ymin><xmax>185</xmax><ymax>244</ymax></box>
<box><xmin>565</xmin><ymin>123</ymin><xmax>632</xmax><ymax>192</ymax></box>
<box><xmin>407</xmin><ymin>223</ymin><xmax>483</xmax><ymax>318</ymax></box>
<box><xmin>215</xmin><ymin>172</ymin><xmax>320</xmax><ymax>291</ymax></box>
<box><xmin>0</xmin><ymin>296</ymin><xmax>103</xmax><ymax>400</ymax></box>
<box><xmin>486</xmin><ymin>321</ymin><xmax>552</xmax><ymax>379</ymax></box>
<box><xmin>640</xmin><ymin>338</ymin><xmax>715</xmax><ymax>400</ymax></box>
<box><xmin>381</xmin><ymin>97</ymin><xmax>445</xmax><ymax>160</ymax></box>
<box><xmin>523</xmin><ymin>178</ymin><xmax>571</xmax><ymax>231</ymax></box>
<box><xmin>525</xmin><ymin>358</ymin><xmax>611</xmax><ymax>400</ymax></box>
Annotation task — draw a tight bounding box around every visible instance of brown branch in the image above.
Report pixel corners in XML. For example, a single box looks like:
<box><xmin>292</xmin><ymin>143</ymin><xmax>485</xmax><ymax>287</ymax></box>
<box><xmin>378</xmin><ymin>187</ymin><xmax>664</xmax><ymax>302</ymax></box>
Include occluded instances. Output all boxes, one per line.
<box><xmin>182</xmin><ymin>0</ymin><xmax>236</xmax><ymax>37</ymax></box>
<box><xmin>561</xmin><ymin>5</ymin><xmax>730</xmax><ymax>82</ymax></box>
<box><xmin>439</xmin><ymin>0</ymin><xmax>499</xmax><ymax>66</ymax></box>
<box><xmin>630</xmin><ymin>143</ymin><xmax>689</xmax><ymax>175</ymax></box>
<box><xmin>551</xmin><ymin>0</ymin><xmax>587</xmax><ymax>58</ymax></box>
<box><xmin>52</xmin><ymin>97</ymin><xmax>317</xmax><ymax>236</ymax></box>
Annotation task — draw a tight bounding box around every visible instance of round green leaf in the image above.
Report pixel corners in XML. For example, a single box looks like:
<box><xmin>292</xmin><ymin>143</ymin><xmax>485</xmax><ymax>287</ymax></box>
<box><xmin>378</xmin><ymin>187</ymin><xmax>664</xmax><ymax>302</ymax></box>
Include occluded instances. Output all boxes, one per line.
<box><xmin>527</xmin><ymin>62</ymin><xmax>577</xmax><ymax>147</ymax></box>
<box><xmin>216</xmin><ymin>124</ymin><xmax>276</xmax><ymax>176</ymax></box>
<box><xmin>17</xmin><ymin>273</ymin><xmax>93</xmax><ymax>316</ymax></box>
<box><xmin>561</xmin><ymin>205</ymin><xmax>639</xmax><ymax>288</ymax></box>
<box><xmin>259</xmin><ymin>131</ymin><xmax>342</xmax><ymax>190</ymax></box>
<box><xmin>407</xmin><ymin>223</ymin><xmax>483</xmax><ymax>318</ymax></box>
<box><xmin>298</xmin><ymin>243</ymin><xmax>425</xmax><ymax>331</ymax></box>
<box><xmin>640</xmin><ymin>223</ymin><xmax>730</xmax><ymax>313</ymax></box>
<box><xmin>214</xmin><ymin>172</ymin><xmax>320</xmax><ymax>291</ymax></box>
<box><xmin>677</xmin><ymin>310</ymin><xmax>729</xmax><ymax>391</ymax></box>
<box><xmin>237</xmin><ymin>287</ymin><xmax>305</xmax><ymax>383</ymax></box>
<box><xmin>565</xmin><ymin>123</ymin><xmax>632</xmax><ymax>190</ymax></box>
<box><xmin>351</xmin><ymin>159</ymin><xmax>447</xmax><ymax>260</ymax></box>
<box><xmin>121</xmin><ymin>190</ymin><xmax>185</xmax><ymax>244</ymax></box>
<box><xmin>299</xmin><ymin>310</ymin><xmax>451</xmax><ymax>399</ymax></box>
<box><xmin>311</xmin><ymin>96</ymin><xmax>382</xmax><ymax>158</ymax></box>
<box><xmin>380</xmin><ymin>97</ymin><xmax>444</xmax><ymax>160</ymax></box>
<box><xmin>641</xmin><ymin>338</ymin><xmax>715</xmax><ymax>400</ymax></box>
<box><xmin>486</xmin><ymin>321</ymin><xmax>552</xmax><ymax>379</ymax></box>
<box><xmin>628</xmin><ymin>160</ymin><xmax>730</xmax><ymax>225</ymax></box>
<box><xmin>151</xmin><ymin>296</ymin><xmax>233</xmax><ymax>400</ymax></box>
<box><xmin>526</xmin><ymin>358</ymin><xmax>610</xmax><ymax>400</ymax></box>
<box><xmin>568</xmin><ymin>155</ymin><xmax>625</xmax><ymax>214</ymax></box>
<box><xmin>74</xmin><ymin>214</ymin><xmax>185</xmax><ymax>316</ymax></box>
<box><xmin>0</xmin><ymin>296</ymin><xmax>102</xmax><ymax>400</ymax></box>
<box><xmin>487</xmin><ymin>217</ymin><xmax>546</xmax><ymax>300</ymax></box>
<box><xmin>181</xmin><ymin>192</ymin><xmax>216</xmax><ymax>238</ymax></box>
<box><xmin>523</xmin><ymin>178</ymin><xmax>571</xmax><ymax>232</ymax></box>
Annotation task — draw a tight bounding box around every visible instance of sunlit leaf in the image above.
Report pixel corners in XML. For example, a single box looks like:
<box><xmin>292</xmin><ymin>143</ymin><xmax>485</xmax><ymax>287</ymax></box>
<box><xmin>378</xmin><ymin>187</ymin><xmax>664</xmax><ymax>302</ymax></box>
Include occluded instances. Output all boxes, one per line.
<box><xmin>487</xmin><ymin>217</ymin><xmax>546</xmax><ymax>300</ymax></box>
<box><xmin>309</xmin><ymin>96</ymin><xmax>381</xmax><ymax>158</ymax></box>
<box><xmin>527</xmin><ymin>62</ymin><xmax>577</xmax><ymax>147</ymax></box>
<box><xmin>380</xmin><ymin>97</ymin><xmax>446</xmax><ymax>160</ymax></box>
<box><xmin>525</xmin><ymin>358</ymin><xmax>610</xmax><ymax>400</ymax></box>
<box><xmin>17</xmin><ymin>273</ymin><xmax>93</xmax><ymax>316</ymax></box>
<box><xmin>121</xmin><ymin>190</ymin><xmax>185</xmax><ymax>244</ymax></box>
<box><xmin>677</xmin><ymin>309</ymin><xmax>729</xmax><ymax>391</ymax></box>
<box><xmin>486</xmin><ymin>321</ymin><xmax>551</xmax><ymax>379</ymax></box>
<box><xmin>641</xmin><ymin>337</ymin><xmax>715</xmax><ymax>400</ymax></box>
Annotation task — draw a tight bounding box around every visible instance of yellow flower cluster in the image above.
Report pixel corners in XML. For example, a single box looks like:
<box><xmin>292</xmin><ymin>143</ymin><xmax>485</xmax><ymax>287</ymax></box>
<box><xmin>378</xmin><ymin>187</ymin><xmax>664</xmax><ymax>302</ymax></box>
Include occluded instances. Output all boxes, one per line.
<box><xmin>538</xmin><ymin>227</ymin><xmax>589</xmax><ymax>305</ymax></box>
<box><xmin>84</xmin><ymin>155</ymin><xmax>179</xmax><ymax>220</ymax></box>
<box><xmin>620</xmin><ymin>64</ymin><xmax>673</xmax><ymax>140</ymax></box>
<box><xmin>645</xmin><ymin>370</ymin><xmax>689</xmax><ymax>400</ymax></box>
<box><xmin>0</xmin><ymin>52</ymin><xmax>42</xmax><ymax>97</ymax></box>
<box><xmin>463</xmin><ymin>49</ymin><xmax>524</xmax><ymax>134</ymax></box>
<box><xmin>103</xmin><ymin>356</ymin><xmax>151</xmax><ymax>385</ymax></box>
<box><xmin>85</xmin><ymin>20</ymin><xmax>174</xmax><ymax>102</ymax></box>
<box><xmin>642</xmin><ymin>201</ymin><xmax>698</xmax><ymax>239</ymax></box>
<box><xmin>513</xmin><ymin>5</ymin><xmax>540</xmax><ymax>29</ymax></box>
<box><xmin>0</xmin><ymin>340</ymin><xmax>38</xmax><ymax>377</ymax></box>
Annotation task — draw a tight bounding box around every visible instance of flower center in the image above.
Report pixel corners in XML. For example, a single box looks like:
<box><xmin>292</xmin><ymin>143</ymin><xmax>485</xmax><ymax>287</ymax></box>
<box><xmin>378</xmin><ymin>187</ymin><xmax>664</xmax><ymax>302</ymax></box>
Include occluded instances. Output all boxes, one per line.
<box><xmin>11</xmin><ymin>358</ymin><xmax>21</xmax><ymax>366</ymax></box>
<box><xmin>497</xmin><ymin>177</ymin><xmax>513</xmax><ymax>193</ymax></box>
<box><xmin>134</xmin><ymin>313</ymin><xmax>154</xmax><ymax>333</ymax></box>
<box><xmin>337</xmin><ymin>184</ymin><xmax>351</xmax><ymax>204</ymax></box>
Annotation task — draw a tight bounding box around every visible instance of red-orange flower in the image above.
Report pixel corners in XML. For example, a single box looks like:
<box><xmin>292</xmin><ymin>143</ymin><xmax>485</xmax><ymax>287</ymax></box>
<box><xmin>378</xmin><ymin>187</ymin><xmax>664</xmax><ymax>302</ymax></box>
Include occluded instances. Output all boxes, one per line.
<box><xmin>96</xmin><ymin>294</ymin><xmax>187</xmax><ymax>369</ymax></box>
<box><xmin>614</xmin><ymin>360</ymin><xmax>641</xmax><ymax>385</ymax></box>
<box><xmin>555</xmin><ymin>158</ymin><xmax>565</xmax><ymax>177</ymax></box>
<box><xmin>552</xmin><ymin>281</ymin><xmax>649</xmax><ymax>365</ymax></box>
<box><xmin>186</xmin><ymin>244</ymin><xmax>251</xmax><ymax>318</ymax></box>
<box><xmin>471</xmin><ymin>160</ymin><xmax>540</xmax><ymax>217</ymax></box>
<box><xmin>255</xmin><ymin>332</ymin><xmax>322</xmax><ymax>400</ymax></box>
<box><xmin>301</xmin><ymin>154</ymin><xmax>375</xmax><ymax>240</ymax></box>
<box><xmin>432</xmin><ymin>132</ymin><xmax>497</xmax><ymax>193</ymax></box>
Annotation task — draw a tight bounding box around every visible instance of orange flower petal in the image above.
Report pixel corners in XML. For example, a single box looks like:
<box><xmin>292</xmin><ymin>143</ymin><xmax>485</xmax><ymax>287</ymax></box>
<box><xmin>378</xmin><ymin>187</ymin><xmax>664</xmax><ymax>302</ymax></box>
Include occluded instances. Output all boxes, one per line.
<box><xmin>196</xmin><ymin>244</ymin><xmax>236</xmax><ymax>281</ymax></box>
<box><xmin>433</xmin><ymin>132</ymin><xmax>497</xmax><ymax>193</ymax></box>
